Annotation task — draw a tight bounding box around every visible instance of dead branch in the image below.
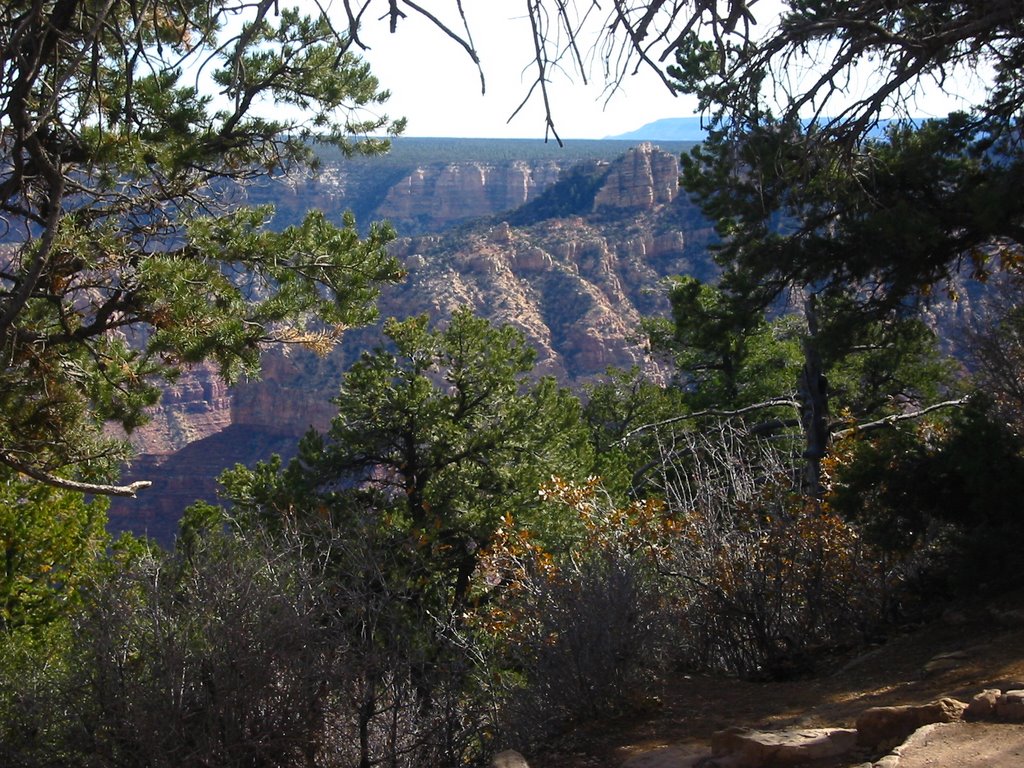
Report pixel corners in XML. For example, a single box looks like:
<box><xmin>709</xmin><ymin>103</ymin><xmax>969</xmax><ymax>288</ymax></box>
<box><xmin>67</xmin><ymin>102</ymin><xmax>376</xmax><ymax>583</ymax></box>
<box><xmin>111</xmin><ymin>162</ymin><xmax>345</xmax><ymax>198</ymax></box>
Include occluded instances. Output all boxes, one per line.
<box><xmin>0</xmin><ymin>452</ymin><xmax>152</xmax><ymax>498</ymax></box>
<box><xmin>831</xmin><ymin>397</ymin><xmax>970</xmax><ymax>440</ymax></box>
<box><xmin>618</xmin><ymin>397</ymin><xmax>801</xmax><ymax>444</ymax></box>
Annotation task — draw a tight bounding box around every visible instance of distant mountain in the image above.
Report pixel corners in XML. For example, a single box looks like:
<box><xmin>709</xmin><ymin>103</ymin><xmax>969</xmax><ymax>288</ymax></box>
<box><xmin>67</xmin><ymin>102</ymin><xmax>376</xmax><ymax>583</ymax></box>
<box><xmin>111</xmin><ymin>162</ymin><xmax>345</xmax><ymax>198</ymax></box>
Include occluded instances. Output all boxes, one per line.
<box><xmin>606</xmin><ymin>117</ymin><xmax>707</xmax><ymax>142</ymax></box>
<box><xmin>609</xmin><ymin>116</ymin><xmax>920</xmax><ymax>142</ymax></box>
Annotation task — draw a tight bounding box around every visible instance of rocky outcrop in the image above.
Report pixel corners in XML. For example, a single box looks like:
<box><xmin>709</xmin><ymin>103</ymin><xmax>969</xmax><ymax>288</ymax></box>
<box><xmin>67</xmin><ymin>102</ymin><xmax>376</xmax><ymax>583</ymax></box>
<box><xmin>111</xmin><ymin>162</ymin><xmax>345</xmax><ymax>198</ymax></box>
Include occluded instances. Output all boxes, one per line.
<box><xmin>709</xmin><ymin>726</ymin><xmax>858</xmax><ymax>767</ymax></box>
<box><xmin>230</xmin><ymin>350</ymin><xmax>339</xmax><ymax>436</ymax></box>
<box><xmin>375</xmin><ymin>141</ymin><xmax>690</xmax><ymax>227</ymax></box>
<box><xmin>856</xmin><ymin>698</ymin><xmax>967</xmax><ymax>750</ymax></box>
<box><xmin>616</xmin><ymin>683</ymin><xmax>1024</xmax><ymax>768</ymax></box>
<box><xmin>111</xmin><ymin>425</ymin><xmax>300</xmax><ymax>543</ymax></box>
<box><xmin>122</xmin><ymin>363</ymin><xmax>232</xmax><ymax>455</ymax></box>
<box><xmin>592</xmin><ymin>143</ymin><xmax>680</xmax><ymax>210</ymax></box>
<box><xmin>965</xmin><ymin>687</ymin><xmax>1024</xmax><ymax>721</ymax></box>
<box><xmin>378</xmin><ymin>160</ymin><xmax>562</xmax><ymax>230</ymax></box>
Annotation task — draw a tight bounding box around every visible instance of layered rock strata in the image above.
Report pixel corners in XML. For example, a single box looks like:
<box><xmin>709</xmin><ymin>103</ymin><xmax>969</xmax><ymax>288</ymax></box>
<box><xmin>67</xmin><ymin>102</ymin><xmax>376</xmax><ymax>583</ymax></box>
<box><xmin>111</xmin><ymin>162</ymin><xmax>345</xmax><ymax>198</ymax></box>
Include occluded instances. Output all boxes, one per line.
<box><xmin>108</xmin><ymin>144</ymin><xmax>704</xmax><ymax>542</ymax></box>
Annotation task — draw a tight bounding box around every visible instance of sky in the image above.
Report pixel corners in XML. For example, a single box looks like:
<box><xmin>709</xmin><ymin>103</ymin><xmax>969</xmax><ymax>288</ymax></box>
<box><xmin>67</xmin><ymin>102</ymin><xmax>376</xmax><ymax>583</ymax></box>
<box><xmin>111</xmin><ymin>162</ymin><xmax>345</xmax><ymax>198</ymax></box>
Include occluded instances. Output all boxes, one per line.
<box><xmin>315</xmin><ymin>1</ymin><xmax>989</xmax><ymax>141</ymax></box>
<box><xmin>342</xmin><ymin>2</ymin><xmax>700</xmax><ymax>140</ymax></box>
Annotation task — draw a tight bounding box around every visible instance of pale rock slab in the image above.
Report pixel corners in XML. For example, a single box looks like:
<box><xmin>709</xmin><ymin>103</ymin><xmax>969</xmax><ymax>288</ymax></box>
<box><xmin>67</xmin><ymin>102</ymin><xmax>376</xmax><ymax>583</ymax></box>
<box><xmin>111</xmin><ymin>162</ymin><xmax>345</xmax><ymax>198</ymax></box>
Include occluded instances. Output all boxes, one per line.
<box><xmin>490</xmin><ymin>748</ymin><xmax>530</xmax><ymax>768</ymax></box>
<box><xmin>856</xmin><ymin>697</ymin><xmax>967</xmax><ymax>750</ymax></box>
<box><xmin>710</xmin><ymin>726</ymin><xmax>858</xmax><ymax>767</ymax></box>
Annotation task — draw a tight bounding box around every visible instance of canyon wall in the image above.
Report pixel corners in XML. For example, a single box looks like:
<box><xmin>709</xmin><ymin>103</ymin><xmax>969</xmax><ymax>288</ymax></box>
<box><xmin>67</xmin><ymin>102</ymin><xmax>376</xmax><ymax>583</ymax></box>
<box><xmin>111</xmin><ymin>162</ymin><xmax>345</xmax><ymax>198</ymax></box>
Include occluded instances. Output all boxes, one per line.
<box><xmin>108</xmin><ymin>143</ymin><xmax>713</xmax><ymax>543</ymax></box>
<box><xmin>376</xmin><ymin>159</ymin><xmax>564</xmax><ymax>231</ymax></box>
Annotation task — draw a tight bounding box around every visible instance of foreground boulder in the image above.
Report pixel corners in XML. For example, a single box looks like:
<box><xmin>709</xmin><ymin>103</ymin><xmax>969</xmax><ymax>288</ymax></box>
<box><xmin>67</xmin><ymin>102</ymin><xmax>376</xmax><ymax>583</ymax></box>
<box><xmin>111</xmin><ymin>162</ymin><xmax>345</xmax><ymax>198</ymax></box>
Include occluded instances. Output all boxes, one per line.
<box><xmin>710</xmin><ymin>726</ymin><xmax>858</xmax><ymax>767</ymax></box>
<box><xmin>966</xmin><ymin>687</ymin><xmax>1024</xmax><ymax>721</ymax></box>
<box><xmin>855</xmin><ymin>697</ymin><xmax>967</xmax><ymax>750</ymax></box>
<box><xmin>490</xmin><ymin>749</ymin><xmax>530</xmax><ymax>768</ymax></box>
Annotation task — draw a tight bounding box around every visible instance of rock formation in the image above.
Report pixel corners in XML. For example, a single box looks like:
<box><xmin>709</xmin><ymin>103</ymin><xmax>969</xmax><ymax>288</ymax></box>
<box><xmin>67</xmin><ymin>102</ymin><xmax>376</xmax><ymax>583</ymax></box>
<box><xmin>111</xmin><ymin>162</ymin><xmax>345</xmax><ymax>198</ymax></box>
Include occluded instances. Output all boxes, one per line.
<box><xmin>107</xmin><ymin>142</ymin><xmax>710</xmax><ymax>542</ymax></box>
<box><xmin>614</xmin><ymin>688</ymin><xmax>1024</xmax><ymax>767</ymax></box>
<box><xmin>122</xmin><ymin>363</ymin><xmax>232</xmax><ymax>455</ymax></box>
<box><xmin>856</xmin><ymin>698</ymin><xmax>967</xmax><ymax>750</ymax></box>
<box><xmin>378</xmin><ymin>160</ymin><xmax>563</xmax><ymax>231</ymax></box>
<box><xmin>592</xmin><ymin>142</ymin><xmax>680</xmax><ymax>210</ymax></box>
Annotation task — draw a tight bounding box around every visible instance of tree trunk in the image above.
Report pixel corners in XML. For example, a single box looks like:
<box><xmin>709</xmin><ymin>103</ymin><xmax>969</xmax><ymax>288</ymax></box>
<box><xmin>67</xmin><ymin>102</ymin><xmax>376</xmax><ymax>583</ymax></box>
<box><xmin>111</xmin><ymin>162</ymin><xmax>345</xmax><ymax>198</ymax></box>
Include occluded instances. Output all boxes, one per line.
<box><xmin>798</xmin><ymin>293</ymin><xmax>829</xmax><ymax>497</ymax></box>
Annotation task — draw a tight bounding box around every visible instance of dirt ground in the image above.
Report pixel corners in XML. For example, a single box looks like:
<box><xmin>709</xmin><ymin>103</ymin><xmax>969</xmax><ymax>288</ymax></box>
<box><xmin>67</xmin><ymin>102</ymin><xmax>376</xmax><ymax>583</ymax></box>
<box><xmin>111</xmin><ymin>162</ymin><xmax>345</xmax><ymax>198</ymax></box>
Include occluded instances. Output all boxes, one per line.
<box><xmin>889</xmin><ymin>721</ymin><xmax>1024</xmax><ymax>768</ymax></box>
<box><xmin>530</xmin><ymin>591</ymin><xmax>1024</xmax><ymax>767</ymax></box>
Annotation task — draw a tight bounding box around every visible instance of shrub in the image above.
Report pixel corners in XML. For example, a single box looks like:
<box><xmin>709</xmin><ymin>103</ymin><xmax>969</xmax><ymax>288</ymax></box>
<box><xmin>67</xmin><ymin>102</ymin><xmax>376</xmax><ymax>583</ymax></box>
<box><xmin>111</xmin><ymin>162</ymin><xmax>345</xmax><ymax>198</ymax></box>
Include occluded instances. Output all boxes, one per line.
<box><xmin>655</xmin><ymin>422</ymin><xmax>886</xmax><ymax>679</ymax></box>
<box><xmin>829</xmin><ymin>396</ymin><xmax>1024</xmax><ymax>597</ymax></box>
<box><xmin>471</xmin><ymin>480</ymin><xmax>678</xmax><ymax>746</ymax></box>
<box><xmin>671</xmin><ymin>483</ymin><xmax>883</xmax><ymax>678</ymax></box>
<box><xmin>16</xmin><ymin>520</ymin><xmax>494</xmax><ymax>768</ymax></box>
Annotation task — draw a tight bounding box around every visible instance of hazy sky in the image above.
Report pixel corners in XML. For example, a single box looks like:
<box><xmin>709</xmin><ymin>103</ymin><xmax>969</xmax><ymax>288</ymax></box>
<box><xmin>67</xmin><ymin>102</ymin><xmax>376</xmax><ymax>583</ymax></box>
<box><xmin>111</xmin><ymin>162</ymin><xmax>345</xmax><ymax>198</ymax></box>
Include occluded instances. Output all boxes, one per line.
<box><xmin>348</xmin><ymin>3</ymin><xmax>699</xmax><ymax>140</ymax></box>
<box><xmin>319</xmin><ymin>1</ymin><xmax>988</xmax><ymax>141</ymax></box>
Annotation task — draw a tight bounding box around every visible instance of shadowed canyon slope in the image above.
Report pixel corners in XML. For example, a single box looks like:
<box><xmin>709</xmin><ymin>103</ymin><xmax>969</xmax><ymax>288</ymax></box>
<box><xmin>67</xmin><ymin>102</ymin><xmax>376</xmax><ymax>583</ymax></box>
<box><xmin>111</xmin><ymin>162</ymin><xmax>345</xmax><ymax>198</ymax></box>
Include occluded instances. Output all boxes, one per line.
<box><xmin>109</xmin><ymin>142</ymin><xmax>715</xmax><ymax>542</ymax></box>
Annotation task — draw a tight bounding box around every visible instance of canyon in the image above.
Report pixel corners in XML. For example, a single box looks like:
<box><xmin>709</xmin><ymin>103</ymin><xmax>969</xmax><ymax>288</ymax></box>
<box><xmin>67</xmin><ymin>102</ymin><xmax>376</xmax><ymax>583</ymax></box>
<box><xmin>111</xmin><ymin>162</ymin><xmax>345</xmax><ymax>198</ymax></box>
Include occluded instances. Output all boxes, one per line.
<box><xmin>107</xmin><ymin>140</ymin><xmax>713</xmax><ymax>543</ymax></box>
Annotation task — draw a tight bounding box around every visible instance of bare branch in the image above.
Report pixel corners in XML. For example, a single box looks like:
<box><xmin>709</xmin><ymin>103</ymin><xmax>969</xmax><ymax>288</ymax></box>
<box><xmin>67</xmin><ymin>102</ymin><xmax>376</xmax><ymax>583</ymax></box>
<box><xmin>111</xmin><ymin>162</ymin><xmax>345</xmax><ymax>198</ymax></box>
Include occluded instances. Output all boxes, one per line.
<box><xmin>402</xmin><ymin>0</ymin><xmax>484</xmax><ymax>91</ymax></box>
<box><xmin>0</xmin><ymin>452</ymin><xmax>152</xmax><ymax>498</ymax></box>
<box><xmin>831</xmin><ymin>397</ymin><xmax>969</xmax><ymax>440</ymax></box>
<box><xmin>332</xmin><ymin>0</ymin><xmax>759</xmax><ymax>135</ymax></box>
<box><xmin>520</xmin><ymin>0</ymin><xmax>564</xmax><ymax>145</ymax></box>
<box><xmin>619</xmin><ymin>397</ymin><xmax>801</xmax><ymax>444</ymax></box>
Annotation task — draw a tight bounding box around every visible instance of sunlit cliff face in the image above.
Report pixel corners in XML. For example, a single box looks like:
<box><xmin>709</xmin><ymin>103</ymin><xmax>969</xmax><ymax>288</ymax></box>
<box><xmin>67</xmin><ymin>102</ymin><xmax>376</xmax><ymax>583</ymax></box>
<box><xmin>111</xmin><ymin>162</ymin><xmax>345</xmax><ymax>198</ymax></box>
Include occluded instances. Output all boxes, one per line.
<box><xmin>108</xmin><ymin>144</ymin><xmax>709</xmax><ymax>541</ymax></box>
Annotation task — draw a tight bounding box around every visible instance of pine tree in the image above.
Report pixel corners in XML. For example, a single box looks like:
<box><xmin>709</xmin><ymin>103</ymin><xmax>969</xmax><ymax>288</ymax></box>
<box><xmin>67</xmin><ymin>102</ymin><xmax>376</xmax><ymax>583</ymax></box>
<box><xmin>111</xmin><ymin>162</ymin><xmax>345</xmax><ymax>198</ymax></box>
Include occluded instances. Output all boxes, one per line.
<box><xmin>0</xmin><ymin>0</ymin><xmax>405</xmax><ymax>495</ymax></box>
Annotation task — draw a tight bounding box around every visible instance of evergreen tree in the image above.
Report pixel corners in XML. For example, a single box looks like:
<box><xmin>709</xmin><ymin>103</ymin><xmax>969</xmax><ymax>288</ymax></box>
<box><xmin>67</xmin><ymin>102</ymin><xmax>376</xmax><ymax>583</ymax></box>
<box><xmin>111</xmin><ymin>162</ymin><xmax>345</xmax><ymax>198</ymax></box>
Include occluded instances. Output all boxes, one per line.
<box><xmin>647</xmin><ymin>276</ymin><xmax>804</xmax><ymax>410</ymax></box>
<box><xmin>211</xmin><ymin>309</ymin><xmax>590</xmax><ymax>765</ymax></box>
<box><xmin>0</xmin><ymin>0</ymin><xmax>405</xmax><ymax>496</ymax></box>
<box><xmin>0</xmin><ymin>472</ymin><xmax>111</xmax><ymax>763</ymax></box>
<box><xmin>221</xmin><ymin>307</ymin><xmax>591</xmax><ymax>610</ymax></box>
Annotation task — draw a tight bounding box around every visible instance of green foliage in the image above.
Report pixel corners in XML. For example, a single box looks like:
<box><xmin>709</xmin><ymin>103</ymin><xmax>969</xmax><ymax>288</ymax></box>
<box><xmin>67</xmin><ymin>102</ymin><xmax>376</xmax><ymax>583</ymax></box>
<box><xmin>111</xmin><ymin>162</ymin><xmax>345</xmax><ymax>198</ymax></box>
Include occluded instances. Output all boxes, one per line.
<box><xmin>682</xmin><ymin>115</ymin><xmax>1024</xmax><ymax>318</ymax></box>
<box><xmin>583</xmin><ymin>368</ymin><xmax>689</xmax><ymax>494</ymax></box>
<box><xmin>203</xmin><ymin>310</ymin><xmax>596</xmax><ymax>764</ymax></box>
<box><xmin>660</xmin><ymin>0</ymin><xmax>1024</xmax><ymax>641</ymax></box>
<box><xmin>824</xmin><ymin>313</ymin><xmax>958</xmax><ymax>420</ymax></box>
<box><xmin>0</xmin><ymin>617</ymin><xmax>77</xmax><ymax>766</ymax></box>
<box><xmin>642</xmin><ymin>273</ymin><xmax>955</xmax><ymax>505</ymax></box>
<box><xmin>0</xmin><ymin>498</ymin><xmax>498</xmax><ymax>767</ymax></box>
<box><xmin>213</xmin><ymin>309</ymin><xmax>592</xmax><ymax>754</ymax></box>
<box><xmin>670</xmin><ymin>21</ymin><xmax>1022</xmax><ymax>453</ymax></box>
<box><xmin>0</xmin><ymin>473</ymin><xmax>109</xmax><ymax>632</ymax></box>
<box><xmin>829</xmin><ymin>396</ymin><xmax>1024</xmax><ymax>594</ymax></box>
<box><xmin>0</xmin><ymin>472</ymin><xmax>111</xmax><ymax>764</ymax></box>
<box><xmin>669</xmin><ymin>105</ymin><xmax>970</xmax><ymax>495</ymax></box>
<box><xmin>667</xmin><ymin>2</ymin><xmax>1023</xmax><ymax>150</ymax></box>
<box><xmin>648</xmin><ymin>276</ymin><xmax>803</xmax><ymax>409</ymax></box>
<box><xmin>224</xmin><ymin>308</ymin><xmax>592</xmax><ymax>600</ymax></box>
<box><xmin>0</xmin><ymin>0</ymin><xmax>405</xmax><ymax>490</ymax></box>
